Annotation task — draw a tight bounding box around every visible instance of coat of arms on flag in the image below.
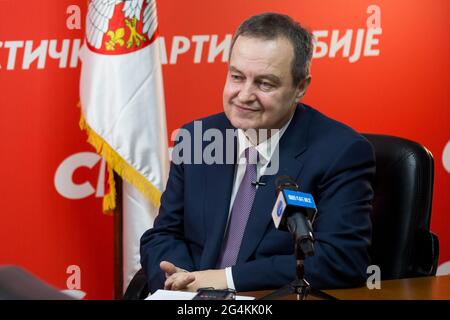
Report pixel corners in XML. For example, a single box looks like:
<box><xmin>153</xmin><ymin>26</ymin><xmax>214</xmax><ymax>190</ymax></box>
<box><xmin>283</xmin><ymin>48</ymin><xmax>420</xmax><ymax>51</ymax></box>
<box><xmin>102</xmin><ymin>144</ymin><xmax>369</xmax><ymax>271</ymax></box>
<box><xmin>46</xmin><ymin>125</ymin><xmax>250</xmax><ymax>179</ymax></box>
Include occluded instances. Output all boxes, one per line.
<box><xmin>86</xmin><ymin>0</ymin><xmax>158</xmax><ymax>54</ymax></box>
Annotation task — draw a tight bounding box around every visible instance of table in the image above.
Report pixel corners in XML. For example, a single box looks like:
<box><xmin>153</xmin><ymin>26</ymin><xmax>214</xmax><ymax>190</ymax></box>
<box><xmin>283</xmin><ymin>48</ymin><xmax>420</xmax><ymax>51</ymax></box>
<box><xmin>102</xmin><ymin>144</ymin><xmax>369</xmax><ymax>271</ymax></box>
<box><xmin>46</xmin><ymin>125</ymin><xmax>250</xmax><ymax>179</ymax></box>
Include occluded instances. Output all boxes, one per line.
<box><xmin>241</xmin><ymin>275</ymin><xmax>450</xmax><ymax>300</ymax></box>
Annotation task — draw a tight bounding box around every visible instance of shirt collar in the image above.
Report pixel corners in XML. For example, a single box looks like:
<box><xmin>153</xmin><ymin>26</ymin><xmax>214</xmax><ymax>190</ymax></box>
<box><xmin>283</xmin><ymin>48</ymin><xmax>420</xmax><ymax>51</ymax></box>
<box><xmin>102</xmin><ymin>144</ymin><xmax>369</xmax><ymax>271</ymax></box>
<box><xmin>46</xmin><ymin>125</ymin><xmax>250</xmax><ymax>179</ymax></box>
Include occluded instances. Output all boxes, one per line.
<box><xmin>237</xmin><ymin>115</ymin><xmax>293</xmax><ymax>165</ymax></box>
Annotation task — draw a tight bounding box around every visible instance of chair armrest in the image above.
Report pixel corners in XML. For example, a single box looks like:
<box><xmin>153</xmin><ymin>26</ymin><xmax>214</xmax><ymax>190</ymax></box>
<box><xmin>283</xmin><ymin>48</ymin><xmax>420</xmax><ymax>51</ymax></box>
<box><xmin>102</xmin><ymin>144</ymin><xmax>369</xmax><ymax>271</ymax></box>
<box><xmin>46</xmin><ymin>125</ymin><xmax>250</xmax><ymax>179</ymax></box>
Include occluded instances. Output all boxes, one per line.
<box><xmin>412</xmin><ymin>230</ymin><xmax>439</xmax><ymax>276</ymax></box>
<box><xmin>122</xmin><ymin>268</ymin><xmax>149</xmax><ymax>300</ymax></box>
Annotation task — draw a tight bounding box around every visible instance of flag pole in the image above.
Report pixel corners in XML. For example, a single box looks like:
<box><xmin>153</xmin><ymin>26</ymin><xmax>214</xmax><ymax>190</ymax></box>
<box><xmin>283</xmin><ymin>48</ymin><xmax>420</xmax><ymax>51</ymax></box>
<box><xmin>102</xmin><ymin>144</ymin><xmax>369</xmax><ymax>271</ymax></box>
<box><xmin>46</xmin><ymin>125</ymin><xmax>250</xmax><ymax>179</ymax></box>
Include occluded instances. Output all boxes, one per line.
<box><xmin>113</xmin><ymin>173</ymin><xmax>123</xmax><ymax>299</ymax></box>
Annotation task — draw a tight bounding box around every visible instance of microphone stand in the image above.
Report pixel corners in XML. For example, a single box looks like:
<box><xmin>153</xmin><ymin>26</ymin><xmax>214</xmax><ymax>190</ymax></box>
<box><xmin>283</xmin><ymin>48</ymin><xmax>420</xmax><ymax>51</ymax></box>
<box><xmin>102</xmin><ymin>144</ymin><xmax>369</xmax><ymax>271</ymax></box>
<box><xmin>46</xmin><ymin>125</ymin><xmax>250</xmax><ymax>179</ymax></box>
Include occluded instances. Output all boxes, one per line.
<box><xmin>260</xmin><ymin>237</ymin><xmax>337</xmax><ymax>301</ymax></box>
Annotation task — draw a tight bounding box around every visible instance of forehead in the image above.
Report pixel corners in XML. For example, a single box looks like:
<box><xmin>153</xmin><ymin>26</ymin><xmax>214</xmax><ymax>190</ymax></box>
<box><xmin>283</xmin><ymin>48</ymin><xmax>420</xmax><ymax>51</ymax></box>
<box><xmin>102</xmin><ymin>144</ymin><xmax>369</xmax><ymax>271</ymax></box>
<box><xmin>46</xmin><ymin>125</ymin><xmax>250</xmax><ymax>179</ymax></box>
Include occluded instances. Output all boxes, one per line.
<box><xmin>229</xmin><ymin>36</ymin><xmax>294</xmax><ymax>78</ymax></box>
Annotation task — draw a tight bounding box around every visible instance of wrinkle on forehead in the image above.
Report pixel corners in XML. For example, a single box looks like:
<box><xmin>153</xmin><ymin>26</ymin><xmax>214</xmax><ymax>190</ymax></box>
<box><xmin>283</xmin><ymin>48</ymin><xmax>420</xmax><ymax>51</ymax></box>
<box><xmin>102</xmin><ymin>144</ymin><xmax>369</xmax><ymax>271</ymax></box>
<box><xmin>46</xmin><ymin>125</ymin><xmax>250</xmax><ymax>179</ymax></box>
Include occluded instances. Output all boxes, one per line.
<box><xmin>230</xmin><ymin>36</ymin><xmax>294</xmax><ymax>83</ymax></box>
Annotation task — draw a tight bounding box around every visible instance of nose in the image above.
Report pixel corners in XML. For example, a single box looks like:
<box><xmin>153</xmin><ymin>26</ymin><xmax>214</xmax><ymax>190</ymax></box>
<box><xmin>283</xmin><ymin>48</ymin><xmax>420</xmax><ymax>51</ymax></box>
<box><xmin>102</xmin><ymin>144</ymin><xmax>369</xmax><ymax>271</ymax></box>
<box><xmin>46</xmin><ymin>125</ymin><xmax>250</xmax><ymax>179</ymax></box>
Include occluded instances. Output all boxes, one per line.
<box><xmin>237</xmin><ymin>81</ymin><xmax>256</xmax><ymax>104</ymax></box>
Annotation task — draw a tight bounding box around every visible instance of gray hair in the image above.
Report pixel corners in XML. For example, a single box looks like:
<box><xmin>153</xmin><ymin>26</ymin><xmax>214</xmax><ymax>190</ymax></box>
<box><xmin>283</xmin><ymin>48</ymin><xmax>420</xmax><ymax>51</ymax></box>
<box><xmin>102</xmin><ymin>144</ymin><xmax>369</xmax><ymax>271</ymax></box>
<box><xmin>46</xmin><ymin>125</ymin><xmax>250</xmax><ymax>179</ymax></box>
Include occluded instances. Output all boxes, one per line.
<box><xmin>230</xmin><ymin>12</ymin><xmax>313</xmax><ymax>86</ymax></box>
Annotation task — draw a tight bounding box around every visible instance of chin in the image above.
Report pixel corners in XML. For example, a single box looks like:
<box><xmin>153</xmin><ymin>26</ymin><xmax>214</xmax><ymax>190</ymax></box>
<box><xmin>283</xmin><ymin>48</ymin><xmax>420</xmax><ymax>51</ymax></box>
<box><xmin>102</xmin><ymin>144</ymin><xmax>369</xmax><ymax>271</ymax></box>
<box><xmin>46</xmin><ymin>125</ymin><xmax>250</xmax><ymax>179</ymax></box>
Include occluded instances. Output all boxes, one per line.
<box><xmin>224</xmin><ymin>105</ymin><xmax>260</xmax><ymax>130</ymax></box>
<box><xmin>228</xmin><ymin>116</ymin><xmax>255</xmax><ymax>130</ymax></box>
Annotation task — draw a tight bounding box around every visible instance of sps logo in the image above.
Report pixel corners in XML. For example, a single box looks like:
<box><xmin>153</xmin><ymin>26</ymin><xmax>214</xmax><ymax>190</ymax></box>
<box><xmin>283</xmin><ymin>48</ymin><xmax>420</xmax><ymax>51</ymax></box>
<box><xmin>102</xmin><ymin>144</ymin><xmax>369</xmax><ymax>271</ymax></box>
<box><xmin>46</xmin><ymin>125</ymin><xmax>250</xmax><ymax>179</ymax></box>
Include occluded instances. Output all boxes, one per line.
<box><xmin>54</xmin><ymin>152</ymin><xmax>106</xmax><ymax>199</ymax></box>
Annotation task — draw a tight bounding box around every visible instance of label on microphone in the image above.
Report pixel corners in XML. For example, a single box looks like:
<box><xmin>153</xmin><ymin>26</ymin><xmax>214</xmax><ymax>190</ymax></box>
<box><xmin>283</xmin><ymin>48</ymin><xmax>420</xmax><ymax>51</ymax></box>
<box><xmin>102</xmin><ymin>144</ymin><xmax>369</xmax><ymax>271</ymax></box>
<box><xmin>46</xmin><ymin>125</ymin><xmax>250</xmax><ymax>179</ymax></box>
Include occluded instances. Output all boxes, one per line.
<box><xmin>283</xmin><ymin>190</ymin><xmax>317</xmax><ymax>209</ymax></box>
<box><xmin>271</xmin><ymin>192</ymin><xmax>286</xmax><ymax>229</ymax></box>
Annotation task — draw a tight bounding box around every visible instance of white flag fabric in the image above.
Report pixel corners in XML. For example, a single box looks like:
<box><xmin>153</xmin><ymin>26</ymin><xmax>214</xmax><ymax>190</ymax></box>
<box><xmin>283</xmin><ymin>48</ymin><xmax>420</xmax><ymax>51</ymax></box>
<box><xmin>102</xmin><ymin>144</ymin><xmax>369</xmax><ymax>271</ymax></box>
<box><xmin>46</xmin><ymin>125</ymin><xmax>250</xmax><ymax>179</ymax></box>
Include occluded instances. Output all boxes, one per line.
<box><xmin>79</xmin><ymin>0</ymin><xmax>168</xmax><ymax>290</ymax></box>
<box><xmin>122</xmin><ymin>180</ymin><xmax>160</xmax><ymax>289</ymax></box>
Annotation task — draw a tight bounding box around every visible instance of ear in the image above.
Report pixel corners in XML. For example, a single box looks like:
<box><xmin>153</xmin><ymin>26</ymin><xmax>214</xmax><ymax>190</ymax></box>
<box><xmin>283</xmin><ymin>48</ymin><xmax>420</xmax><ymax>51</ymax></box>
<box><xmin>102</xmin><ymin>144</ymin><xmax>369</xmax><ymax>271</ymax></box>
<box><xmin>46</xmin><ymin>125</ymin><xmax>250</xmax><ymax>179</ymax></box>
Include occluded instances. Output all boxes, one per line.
<box><xmin>295</xmin><ymin>75</ymin><xmax>312</xmax><ymax>101</ymax></box>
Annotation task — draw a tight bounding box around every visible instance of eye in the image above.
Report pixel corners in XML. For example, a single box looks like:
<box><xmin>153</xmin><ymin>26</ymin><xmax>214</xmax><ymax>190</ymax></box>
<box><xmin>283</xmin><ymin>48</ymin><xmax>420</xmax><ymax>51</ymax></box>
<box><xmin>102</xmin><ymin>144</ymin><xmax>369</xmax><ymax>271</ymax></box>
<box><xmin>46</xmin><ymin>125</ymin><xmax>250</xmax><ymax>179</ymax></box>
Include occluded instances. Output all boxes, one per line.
<box><xmin>259</xmin><ymin>81</ymin><xmax>274</xmax><ymax>91</ymax></box>
<box><xmin>230</xmin><ymin>74</ymin><xmax>244</xmax><ymax>81</ymax></box>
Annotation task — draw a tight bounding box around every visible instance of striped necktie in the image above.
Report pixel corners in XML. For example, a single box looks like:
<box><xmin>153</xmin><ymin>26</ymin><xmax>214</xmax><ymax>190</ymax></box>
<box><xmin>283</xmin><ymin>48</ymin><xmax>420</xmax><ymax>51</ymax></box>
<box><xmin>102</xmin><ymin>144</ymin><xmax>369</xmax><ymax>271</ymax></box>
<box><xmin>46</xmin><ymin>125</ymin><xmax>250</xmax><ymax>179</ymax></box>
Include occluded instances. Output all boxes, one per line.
<box><xmin>217</xmin><ymin>147</ymin><xmax>258</xmax><ymax>268</ymax></box>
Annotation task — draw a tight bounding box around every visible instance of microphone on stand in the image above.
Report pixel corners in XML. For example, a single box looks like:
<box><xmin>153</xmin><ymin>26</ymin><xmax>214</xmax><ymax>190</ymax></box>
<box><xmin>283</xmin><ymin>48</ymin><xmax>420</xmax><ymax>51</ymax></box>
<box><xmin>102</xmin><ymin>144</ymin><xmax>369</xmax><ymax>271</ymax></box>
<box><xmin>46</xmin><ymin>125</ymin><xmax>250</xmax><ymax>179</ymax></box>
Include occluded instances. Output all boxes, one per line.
<box><xmin>262</xmin><ymin>175</ymin><xmax>337</xmax><ymax>300</ymax></box>
<box><xmin>271</xmin><ymin>176</ymin><xmax>317</xmax><ymax>256</ymax></box>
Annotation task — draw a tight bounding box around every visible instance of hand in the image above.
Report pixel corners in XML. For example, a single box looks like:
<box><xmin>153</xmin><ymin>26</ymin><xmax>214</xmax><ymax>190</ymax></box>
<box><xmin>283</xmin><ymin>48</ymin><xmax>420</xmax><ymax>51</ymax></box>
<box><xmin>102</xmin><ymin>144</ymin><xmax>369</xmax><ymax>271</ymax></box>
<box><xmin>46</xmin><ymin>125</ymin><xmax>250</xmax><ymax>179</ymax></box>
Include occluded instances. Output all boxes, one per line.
<box><xmin>160</xmin><ymin>261</ymin><xmax>228</xmax><ymax>292</ymax></box>
<box><xmin>160</xmin><ymin>261</ymin><xmax>195</xmax><ymax>291</ymax></box>
<box><xmin>188</xmin><ymin>269</ymin><xmax>228</xmax><ymax>292</ymax></box>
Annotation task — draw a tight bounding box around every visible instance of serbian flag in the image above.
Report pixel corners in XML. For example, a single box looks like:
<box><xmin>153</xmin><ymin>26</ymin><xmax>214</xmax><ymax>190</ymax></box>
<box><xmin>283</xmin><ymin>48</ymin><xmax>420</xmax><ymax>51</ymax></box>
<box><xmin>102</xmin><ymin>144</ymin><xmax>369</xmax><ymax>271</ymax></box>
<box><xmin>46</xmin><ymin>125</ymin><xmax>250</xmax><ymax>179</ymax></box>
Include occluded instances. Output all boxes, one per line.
<box><xmin>79</xmin><ymin>0</ymin><xmax>169</xmax><ymax>289</ymax></box>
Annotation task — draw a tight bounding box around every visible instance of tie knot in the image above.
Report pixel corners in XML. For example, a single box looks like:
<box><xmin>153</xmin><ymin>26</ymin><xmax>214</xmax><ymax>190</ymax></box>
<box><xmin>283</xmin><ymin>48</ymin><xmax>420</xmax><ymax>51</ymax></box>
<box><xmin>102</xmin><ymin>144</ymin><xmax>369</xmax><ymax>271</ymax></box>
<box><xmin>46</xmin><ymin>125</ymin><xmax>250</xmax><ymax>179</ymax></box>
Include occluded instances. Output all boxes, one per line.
<box><xmin>245</xmin><ymin>147</ymin><xmax>258</xmax><ymax>165</ymax></box>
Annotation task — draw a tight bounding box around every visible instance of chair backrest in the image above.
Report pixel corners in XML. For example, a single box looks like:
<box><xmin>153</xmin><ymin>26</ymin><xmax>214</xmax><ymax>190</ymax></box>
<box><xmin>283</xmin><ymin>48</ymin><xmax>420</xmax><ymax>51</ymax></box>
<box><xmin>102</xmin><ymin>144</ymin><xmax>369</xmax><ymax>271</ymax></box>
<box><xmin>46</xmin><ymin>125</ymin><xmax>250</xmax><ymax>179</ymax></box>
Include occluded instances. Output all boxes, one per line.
<box><xmin>363</xmin><ymin>134</ymin><xmax>439</xmax><ymax>280</ymax></box>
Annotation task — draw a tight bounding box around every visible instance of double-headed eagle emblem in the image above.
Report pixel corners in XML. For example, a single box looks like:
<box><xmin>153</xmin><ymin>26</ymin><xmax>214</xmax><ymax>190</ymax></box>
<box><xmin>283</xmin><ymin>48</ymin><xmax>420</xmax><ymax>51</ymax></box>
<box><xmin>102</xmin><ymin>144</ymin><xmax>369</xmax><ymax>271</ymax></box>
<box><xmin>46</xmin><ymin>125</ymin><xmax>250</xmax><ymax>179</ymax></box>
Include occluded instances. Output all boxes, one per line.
<box><xmin>86</xmin><ymin>0</ymin><xmax>157</xmax><ymax>52</ymax></box>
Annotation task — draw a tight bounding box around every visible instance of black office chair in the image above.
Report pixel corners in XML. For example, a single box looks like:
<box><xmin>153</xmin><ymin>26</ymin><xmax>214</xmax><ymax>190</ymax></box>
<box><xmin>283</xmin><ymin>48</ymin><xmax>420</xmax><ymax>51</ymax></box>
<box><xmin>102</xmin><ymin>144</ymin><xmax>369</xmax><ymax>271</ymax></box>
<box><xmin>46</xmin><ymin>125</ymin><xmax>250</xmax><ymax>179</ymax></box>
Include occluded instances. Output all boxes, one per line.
<box><xmin>123</xmin><ymin>134</ymin><xmax>440</xmax><ymax>299</ymax></box>
<box><xmin>123</xmin><ymin>268</ymin><xmax>149</xmax><ymax>300</ymax></box>
<box><xmin>363</xmin><ymin>134</ymin><xmax>439</xmax><ymax>279</ymax></box>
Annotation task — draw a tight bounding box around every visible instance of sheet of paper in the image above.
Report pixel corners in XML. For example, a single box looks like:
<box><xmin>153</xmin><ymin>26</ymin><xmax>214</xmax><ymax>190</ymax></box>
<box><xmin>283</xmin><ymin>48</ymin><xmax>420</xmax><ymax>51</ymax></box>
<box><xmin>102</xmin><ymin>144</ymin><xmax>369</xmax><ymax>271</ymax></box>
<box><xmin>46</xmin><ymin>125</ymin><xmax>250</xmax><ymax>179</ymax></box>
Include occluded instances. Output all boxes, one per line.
<box><xmin>145</xmin><ymin>289</ymin><xmax>255</xmax><ymax>300</ymax></box>
<box><xmin>146</xmin><ymin>290</ymin><xmax>196</xmax><ymax>300</ymax></box>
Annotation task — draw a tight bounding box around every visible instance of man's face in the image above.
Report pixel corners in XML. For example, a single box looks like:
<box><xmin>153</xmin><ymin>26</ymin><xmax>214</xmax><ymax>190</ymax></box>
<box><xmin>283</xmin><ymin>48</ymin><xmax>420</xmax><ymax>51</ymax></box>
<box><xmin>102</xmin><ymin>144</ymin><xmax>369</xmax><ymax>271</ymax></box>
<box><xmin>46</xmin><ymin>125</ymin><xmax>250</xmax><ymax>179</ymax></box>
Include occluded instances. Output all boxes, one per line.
<box><xmin>223</xmin><ymin>35</ymin><xmax>308</xmax><ymax>131</ymax></box>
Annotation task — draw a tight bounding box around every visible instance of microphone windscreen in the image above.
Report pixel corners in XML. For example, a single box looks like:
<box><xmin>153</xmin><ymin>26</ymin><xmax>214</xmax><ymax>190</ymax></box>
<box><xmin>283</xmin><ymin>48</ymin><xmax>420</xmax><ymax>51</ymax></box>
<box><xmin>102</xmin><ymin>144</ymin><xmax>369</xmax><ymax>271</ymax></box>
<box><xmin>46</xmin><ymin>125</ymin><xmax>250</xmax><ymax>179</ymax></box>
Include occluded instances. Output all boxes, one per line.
<box><xmin>275</xmin><ymin>175</ymin><xmax>298</xmax><ymax>195</ymax></box>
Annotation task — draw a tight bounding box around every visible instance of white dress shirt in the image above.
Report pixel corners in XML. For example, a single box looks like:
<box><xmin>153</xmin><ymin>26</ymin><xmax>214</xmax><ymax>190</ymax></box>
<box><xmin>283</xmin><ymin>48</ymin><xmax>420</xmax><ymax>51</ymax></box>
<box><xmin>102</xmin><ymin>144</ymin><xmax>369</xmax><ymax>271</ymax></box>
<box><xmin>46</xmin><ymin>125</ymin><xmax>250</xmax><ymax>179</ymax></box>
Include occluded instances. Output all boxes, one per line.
<box><xmin>224</xmin><ymin>117</ymin><xmax>292</xmax><ymax>289</ymax></box>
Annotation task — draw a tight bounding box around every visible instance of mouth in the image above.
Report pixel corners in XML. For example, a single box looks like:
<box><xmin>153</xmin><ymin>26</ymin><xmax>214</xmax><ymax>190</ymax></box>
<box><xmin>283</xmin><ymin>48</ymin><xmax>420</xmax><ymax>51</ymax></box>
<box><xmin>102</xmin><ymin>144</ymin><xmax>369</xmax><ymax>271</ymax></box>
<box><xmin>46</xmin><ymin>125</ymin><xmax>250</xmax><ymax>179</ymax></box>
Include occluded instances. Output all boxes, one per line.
<box><xmin>233</xmin><ymin>103</ymin><xmax>259</xmax><ymax>113</ymax></box>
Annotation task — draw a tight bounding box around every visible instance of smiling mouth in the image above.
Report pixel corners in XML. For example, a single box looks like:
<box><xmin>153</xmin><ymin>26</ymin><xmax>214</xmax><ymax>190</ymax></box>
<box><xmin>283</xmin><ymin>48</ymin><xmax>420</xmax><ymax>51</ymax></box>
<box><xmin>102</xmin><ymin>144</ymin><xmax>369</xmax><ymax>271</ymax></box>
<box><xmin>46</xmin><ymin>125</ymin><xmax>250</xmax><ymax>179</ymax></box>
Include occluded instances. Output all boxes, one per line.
<box><xmin>234</xmin><ymin>104</ymin><xmax>259</xmax><ymax>112</ymax></box>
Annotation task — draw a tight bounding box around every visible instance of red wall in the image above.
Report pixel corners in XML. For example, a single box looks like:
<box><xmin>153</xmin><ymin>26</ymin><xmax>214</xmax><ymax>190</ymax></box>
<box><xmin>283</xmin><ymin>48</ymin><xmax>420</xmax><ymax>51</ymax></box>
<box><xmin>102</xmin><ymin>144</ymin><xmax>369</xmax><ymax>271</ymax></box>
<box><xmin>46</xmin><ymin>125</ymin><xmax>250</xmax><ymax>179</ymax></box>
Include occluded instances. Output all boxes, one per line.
<box><xmin>0</xmin><ymin>0</ymin><xmax>448</xmax><ymax>299</ymax></box>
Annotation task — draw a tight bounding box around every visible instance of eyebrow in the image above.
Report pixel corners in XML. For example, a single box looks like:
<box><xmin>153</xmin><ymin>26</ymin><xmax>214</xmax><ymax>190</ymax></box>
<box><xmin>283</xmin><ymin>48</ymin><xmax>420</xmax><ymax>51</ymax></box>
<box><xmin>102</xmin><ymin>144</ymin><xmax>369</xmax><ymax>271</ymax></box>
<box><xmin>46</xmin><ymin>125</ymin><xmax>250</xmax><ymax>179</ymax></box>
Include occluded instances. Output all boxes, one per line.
<box><xmin>229</xmin><ymin>66</ymin><xmax>243</xmax><ymax>74</ymax></box>
<box><xmin>229</xmin><ymin>66</ymin><xmax>281</xmax><ymax>85</ymax></box>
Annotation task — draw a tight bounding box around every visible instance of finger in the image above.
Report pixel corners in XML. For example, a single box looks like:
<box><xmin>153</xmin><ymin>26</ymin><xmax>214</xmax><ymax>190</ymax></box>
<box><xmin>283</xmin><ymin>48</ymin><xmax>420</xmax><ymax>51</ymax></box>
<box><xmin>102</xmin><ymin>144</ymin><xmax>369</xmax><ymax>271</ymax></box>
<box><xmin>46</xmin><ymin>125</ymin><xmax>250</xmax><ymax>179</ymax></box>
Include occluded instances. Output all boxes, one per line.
<box><xmin>164</xmin><ymin>272</ymin><xmax>193</xmax><ymax>290</ymax></box>
<box><xmin>171</xmin><ymin>273</ymin><xmax>196</xmax><ymax>291</ymax></box>
<box><xmin>164</xmin><ymin>276</ymin><xmax>175</xmax><ymax>290</ymax></box>
<box><xmin>186</xmin><ymin>282</ymin><xmax>198</xmax><ymax>292</ymax></box>
<box><xmin>160</xmin><ymin>261</ymin><xmax>178</xmax><ymax>276</ymax></box>
<box><xmin>164</xmin><ymin>273</ymin><xmax>182</xmax><ymax>290</ymax></box>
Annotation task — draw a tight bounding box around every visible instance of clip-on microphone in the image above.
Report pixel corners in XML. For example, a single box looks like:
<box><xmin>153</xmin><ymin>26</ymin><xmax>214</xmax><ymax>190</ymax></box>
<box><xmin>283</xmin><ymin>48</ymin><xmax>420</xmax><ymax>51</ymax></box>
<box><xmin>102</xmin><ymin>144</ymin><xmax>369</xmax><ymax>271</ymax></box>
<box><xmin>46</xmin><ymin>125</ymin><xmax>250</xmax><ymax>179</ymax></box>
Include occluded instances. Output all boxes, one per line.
<box><xmin>251</xmin><ymin>180</ymin><xmax>267</xmax><ymax>187</ymax></box>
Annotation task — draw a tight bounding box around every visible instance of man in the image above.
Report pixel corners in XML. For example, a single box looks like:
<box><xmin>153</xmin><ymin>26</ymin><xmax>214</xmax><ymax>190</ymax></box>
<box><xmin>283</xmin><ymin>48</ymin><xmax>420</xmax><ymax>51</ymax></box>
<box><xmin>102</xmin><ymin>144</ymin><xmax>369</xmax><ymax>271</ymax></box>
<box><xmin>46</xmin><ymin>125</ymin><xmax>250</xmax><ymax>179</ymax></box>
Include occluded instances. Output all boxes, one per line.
<box><xmin>140</xmin><ymin>13</ymin><xmax>375</xmax><ymax>293</ymax></box>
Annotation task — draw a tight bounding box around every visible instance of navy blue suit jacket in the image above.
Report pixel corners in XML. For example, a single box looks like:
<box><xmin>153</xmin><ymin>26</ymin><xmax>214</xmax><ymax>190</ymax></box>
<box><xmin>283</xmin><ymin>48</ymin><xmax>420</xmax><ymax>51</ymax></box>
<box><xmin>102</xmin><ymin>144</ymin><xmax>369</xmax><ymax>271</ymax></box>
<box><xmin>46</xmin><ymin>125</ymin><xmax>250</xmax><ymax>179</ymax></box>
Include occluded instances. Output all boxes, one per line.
<box><xmin>140</xmin><ymin>104</ymin><xmax>375</xmax><ymax>293</ymax></box>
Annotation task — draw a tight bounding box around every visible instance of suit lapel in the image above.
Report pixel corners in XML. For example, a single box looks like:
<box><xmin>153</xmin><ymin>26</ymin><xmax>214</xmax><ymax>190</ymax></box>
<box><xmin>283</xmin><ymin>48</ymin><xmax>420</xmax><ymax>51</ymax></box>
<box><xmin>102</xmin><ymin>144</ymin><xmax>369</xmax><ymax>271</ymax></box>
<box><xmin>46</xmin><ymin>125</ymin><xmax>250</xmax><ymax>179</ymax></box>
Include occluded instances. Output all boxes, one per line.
<box><xmin>200</xmin><ymin>119</ymin><xmax>237</xmax><ymax>269</ymax></box>
<box><xmin>201</xmin><ymin>162</ymin><xmax>235</xmax><ymax>268</ymax></box>
<box><xmin>237</xmin><ymin>104</ymin><xmax>312</xmax><ymax>263</ymax></box>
